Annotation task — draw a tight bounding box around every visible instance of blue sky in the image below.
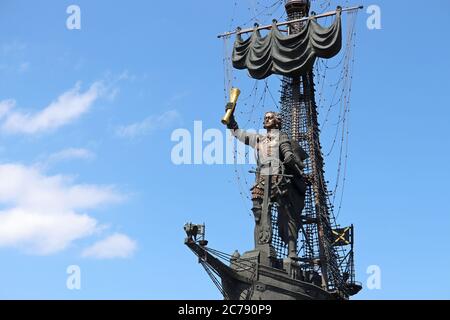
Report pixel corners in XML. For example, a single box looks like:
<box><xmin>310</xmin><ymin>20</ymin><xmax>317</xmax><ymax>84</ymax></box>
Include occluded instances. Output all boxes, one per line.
<box><xmin>0</xmin><ymin>0</ymin><xmax>449</xmax><ymax>300</ymax></box>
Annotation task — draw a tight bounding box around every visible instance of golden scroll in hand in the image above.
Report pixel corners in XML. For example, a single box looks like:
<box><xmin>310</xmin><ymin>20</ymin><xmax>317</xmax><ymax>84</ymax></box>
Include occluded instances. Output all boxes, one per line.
<box><xmin>221</xmin><ymin>87</ymin><xmax>241</xmax><ymax>125</ymax></box>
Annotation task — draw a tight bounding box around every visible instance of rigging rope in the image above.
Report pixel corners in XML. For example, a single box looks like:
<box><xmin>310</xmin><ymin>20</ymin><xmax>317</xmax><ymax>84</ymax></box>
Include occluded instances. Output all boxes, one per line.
<box><xmin>241</xmin><ymin>0</ymin><xmax>285</xmax><ymax>27</ymax></box>
<box><xmin>308</xmin><ymin>6</ymin><xmax>359</xmax><ymax>221</ymax></box>
<box><xmin>335</xmin><ymin>10</ymin><xmax>358</xmax><ymax>219</ymax></box>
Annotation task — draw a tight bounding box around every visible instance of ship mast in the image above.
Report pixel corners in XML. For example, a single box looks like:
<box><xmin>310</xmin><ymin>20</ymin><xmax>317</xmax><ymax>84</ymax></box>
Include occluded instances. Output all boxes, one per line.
<box><xmin>278</xmin><ymin>0</ymin><xmax>339</xmax><ymax>290</ymax></box>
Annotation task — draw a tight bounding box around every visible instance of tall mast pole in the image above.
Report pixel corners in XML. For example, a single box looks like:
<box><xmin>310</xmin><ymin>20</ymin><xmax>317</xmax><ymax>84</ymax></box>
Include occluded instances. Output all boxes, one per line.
<box><xmin>279</xmin><ymin>0</ymin><xmax>339</xmax><ymax>290</ymax></box>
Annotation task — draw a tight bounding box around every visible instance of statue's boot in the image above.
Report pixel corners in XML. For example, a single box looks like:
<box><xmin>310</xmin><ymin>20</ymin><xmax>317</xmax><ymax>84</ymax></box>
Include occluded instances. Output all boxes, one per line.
<box><xmin>252</xmin><ymin>200</ymin><xmax>262</xmax><ymax>246</ymax></box>
<box><xmin>288</xmin><ymin>238</ymin><xmax>298</xmax><ymax>259</ymax></box>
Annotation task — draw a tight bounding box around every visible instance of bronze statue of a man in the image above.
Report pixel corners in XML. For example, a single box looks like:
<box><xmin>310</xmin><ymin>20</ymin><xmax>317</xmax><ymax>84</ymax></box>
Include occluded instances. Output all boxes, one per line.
<box><xmin>226</xmin><ymin>111</ymin><xmax>308</xmax><ymax>259</ymax></box>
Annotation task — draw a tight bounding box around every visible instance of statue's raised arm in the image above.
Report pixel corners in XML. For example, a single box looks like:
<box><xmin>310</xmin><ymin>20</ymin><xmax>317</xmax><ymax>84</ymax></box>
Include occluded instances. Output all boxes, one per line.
<box><xmin>226</xmin><ymin>115</ymin><xmax>260</xmax><ymax>149</ymax></box>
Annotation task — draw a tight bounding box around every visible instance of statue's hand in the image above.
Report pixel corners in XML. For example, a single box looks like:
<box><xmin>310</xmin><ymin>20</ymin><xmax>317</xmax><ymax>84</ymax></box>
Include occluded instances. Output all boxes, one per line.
<box><xmin>284</xmin><ymin>152</ymin><xmax>296</xmax><ymax>167</ymax></box>
<box><xmin>225</xmin><ymin>102</ymin><xmax>234</xmax><ymax>111</ymax></box>
<box><xmin>227</xmin><ymin>116</ymin><xmax>238</xmax><ymax>130</ymax></box>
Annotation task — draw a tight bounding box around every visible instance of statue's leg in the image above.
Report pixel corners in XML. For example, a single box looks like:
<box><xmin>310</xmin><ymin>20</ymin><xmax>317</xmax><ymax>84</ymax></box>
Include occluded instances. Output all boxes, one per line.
<box><xmin>278</xmin><ymin>193</ymin><xmax>299</xmax><ymax>259</ymax></box>
<box><xmin>287</xmin><ymin>213</ymin><xmax>299</xmax><ymax>258</ymax></box>
<box><xmin>252</xmin><ymin>199</ymin><xmax>262</xmax><ymax>223</ymax></box>
<box><xmin>287</xmin><ymin>187</ymin><xmax>304</xmax><ymax>259</ymax></box>
<box><xmin>252</xmin><ymin>198</ymin><xmax>262</xmax><ymax>246</ymax></box>
<box><xmin>288</xmin><ymin>237</ymin><xmax>297</xmax><ymax>258</ymax></box>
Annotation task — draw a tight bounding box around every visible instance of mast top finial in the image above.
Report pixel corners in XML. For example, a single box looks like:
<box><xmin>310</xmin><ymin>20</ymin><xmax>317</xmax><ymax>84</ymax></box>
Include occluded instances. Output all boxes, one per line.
<box><xmin>285</xmin><ymin>0</ymin><xmax>310</xmax><ymax>15</ymax></box>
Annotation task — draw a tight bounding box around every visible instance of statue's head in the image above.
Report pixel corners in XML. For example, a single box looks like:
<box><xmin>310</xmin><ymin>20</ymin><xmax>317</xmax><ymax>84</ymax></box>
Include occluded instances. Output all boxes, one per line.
<box><xmin>263</xmin><ymin>111</ymin><xmax>282</xmax><ymax>130</ymax></box>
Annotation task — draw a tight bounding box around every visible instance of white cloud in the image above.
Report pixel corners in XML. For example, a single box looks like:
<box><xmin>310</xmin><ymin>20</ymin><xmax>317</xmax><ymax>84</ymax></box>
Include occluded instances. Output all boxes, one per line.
<box><xmin>1</xmin><ymin>81</ymin><xmax>104</xmax><ymax>135</ymax></box>
<box><xmin>0</xmin><ymin>100</ymin><xmax>15</xmax><ymax>119</ymax></box>
<box><xmin>1</xmin><ymin>41</ymin><xmax>27</xmax><ymax>56</ymax></box>
<box><xmin>0</xmin><ymin>209</ymin><xmax>97</xmax><ymax>255</ymax></box>
<box><xmin>1</xmin><ymin>42</ymin><xmax>31</xmax><ymax>74</ymax></box>
<box><xmin>47</xmin><ymin>148</ymin><xmax>95</xmax><ymax>164</ymax></box>
<box><xmin>0</xmin><ymin>164</ymin><xmax>124</xmax><ymax>255</ymax></box>
<box><xmin>116</xmin><ymin>110</ymin><xmax>181</xmax><ymax>139</ymax></box>
<box><xmin>165</xmin><ymin>91</ymin><xmax>190</xmax><ymax>107</ymax></box>
<box><xmin>114</xmin><ymin>70</ymin><xmax>137</xmax><ymax>82</ymax></box>
<box><xmin>82</xmin><ymin>233</ymin><xmax>137</xmax><ymax>259</ymax></box>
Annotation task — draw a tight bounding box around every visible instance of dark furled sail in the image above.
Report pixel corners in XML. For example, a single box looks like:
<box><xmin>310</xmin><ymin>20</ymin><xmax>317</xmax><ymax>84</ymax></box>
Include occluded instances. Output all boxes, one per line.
<box><xmin>232</xmin><ymin>10</ymin><xmax>342</xmax><ymax>79</ymax></box>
